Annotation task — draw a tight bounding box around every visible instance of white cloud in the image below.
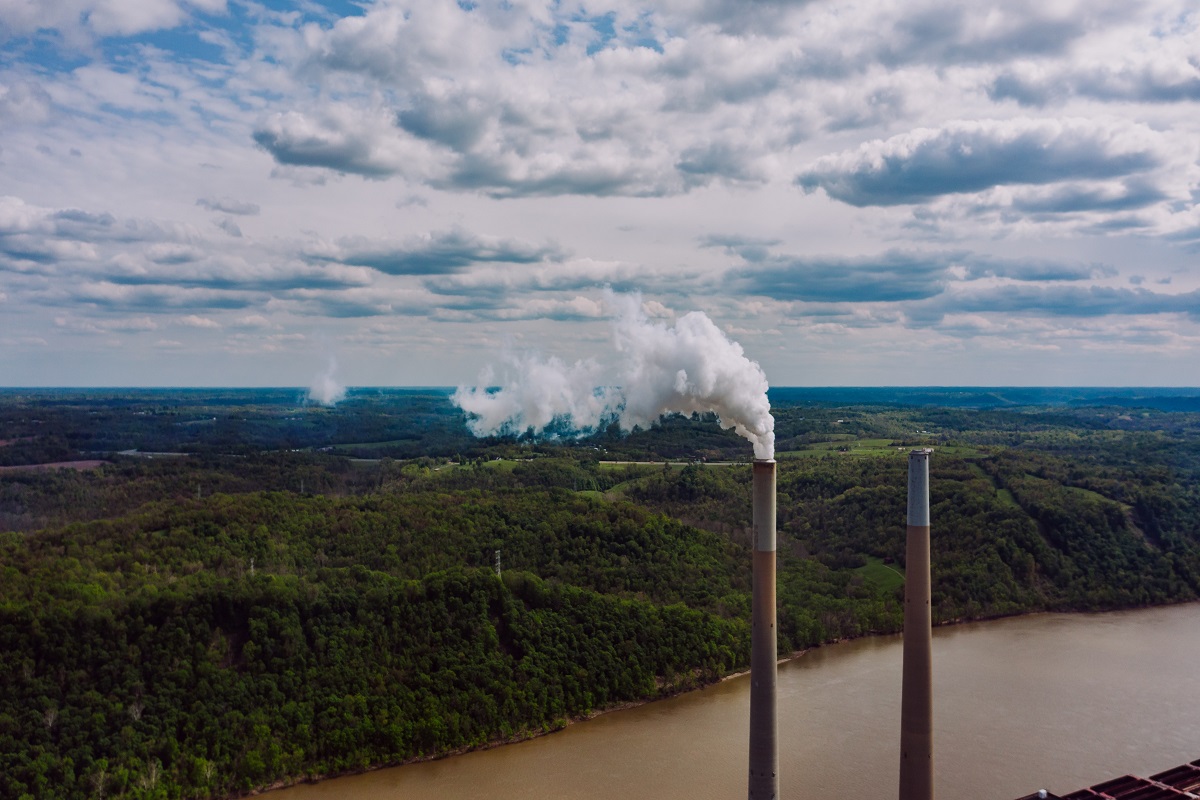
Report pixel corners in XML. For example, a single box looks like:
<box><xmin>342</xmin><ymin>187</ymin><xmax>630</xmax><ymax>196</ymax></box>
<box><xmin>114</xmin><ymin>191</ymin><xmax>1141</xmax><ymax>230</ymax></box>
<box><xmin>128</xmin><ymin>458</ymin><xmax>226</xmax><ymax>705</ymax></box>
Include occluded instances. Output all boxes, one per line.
<box><xmin>0</xmin><ymin>0</ymin><xmax>228</xmax><ymax>45</ymax></box>
<box><xmin>0</xmin><ymin>80</ymin><xmax>52</xmax><ymax>125</ymax></box>
<box><xmin>233</xmin><ymin>314</ymin><xmax>271</xmax><ymax>328</ymax></box>
<box><xmin>177</xmin><ymin>314</ymin><xmax>220</xmax><ymax>328</ymax></box>
<box><xmin>2</xmin><ymin>0</ymin><xmax>1200</xmax><ymax>386</ymax></box>
<box><xmin>254</xmin><ymin>105</ymin><xmax>447</xmax><ymax>179</ymax></box>
<box><xmin>197</xmin><ymin>197</ymin><xmax>260</xmax><ymax>216</ymax></box>
<box><xmin>796</xmin><ymin>118</ymin><xmax>1171</xmax><ymax>206</ymax></box>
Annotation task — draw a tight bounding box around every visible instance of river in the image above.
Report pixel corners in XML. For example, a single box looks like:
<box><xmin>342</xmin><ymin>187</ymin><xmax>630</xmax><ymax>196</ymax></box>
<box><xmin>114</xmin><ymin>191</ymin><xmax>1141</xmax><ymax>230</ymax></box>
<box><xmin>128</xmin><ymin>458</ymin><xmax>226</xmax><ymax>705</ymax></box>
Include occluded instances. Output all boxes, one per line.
<box><xmin>269</xmin><ymin>602</ymin><xmax>1200</xmax><ymax>800</ymax></box>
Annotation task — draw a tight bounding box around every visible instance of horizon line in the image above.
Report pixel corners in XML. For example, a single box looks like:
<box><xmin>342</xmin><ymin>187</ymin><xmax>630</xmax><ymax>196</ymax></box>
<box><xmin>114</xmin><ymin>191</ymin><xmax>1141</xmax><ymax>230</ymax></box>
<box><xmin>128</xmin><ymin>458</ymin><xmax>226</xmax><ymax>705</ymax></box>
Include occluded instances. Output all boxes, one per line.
<box><xmin>3</xmin><ymin>385</ymin><xmax>1200</xmax><ymax>392</ymax></box>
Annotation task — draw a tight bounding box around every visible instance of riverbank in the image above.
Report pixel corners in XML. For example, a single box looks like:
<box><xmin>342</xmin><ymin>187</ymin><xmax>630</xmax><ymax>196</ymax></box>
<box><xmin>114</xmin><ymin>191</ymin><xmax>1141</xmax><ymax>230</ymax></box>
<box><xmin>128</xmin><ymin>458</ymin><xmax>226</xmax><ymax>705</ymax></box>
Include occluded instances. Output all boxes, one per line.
<box><xmin>249</xmin><ymin>600</ymin><xmax>1198</xmax><ymax>799</ymax></box>
<box><xmin>241</xmin><ymin>690</ymin><xmax>717</xmax><ymax>797</ymax></box>
<box><xmin>243</xmin><ymin>625</ymin><xmax>966</xmax><ymax>797</ymax></box>
<box><xmin>260</xmin><ymin>602</ymin><xmax>1200</xmax><ymax>800</ymax></box>
<box><xmin>243</xmin><ymin>667</ymin><xmax>754</xmax><ymax>798</ymax></box>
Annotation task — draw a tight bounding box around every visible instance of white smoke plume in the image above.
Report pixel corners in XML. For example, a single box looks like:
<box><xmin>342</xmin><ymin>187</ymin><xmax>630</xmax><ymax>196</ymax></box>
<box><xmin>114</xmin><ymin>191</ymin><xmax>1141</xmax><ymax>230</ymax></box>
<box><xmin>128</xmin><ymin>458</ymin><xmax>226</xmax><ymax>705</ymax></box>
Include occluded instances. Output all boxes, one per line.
<box><xmin>307</xmin><ymin>357</ymin><xmax>346</xmax><ymax>406</ymax></box>
<box><xmin>453</xmin><ymin>293</ymin><xmax>775</xmax><ymax>459</ymax></box>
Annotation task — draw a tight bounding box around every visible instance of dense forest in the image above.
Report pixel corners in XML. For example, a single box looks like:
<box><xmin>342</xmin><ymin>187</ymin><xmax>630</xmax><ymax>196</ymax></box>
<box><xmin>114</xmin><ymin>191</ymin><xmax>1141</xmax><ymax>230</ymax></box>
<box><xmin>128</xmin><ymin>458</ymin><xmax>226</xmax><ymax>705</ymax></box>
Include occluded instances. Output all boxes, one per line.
<box><xmin>2</xmin><ymin>388</ymin><xmax>1200</xmax><ymax>798</ymax></box>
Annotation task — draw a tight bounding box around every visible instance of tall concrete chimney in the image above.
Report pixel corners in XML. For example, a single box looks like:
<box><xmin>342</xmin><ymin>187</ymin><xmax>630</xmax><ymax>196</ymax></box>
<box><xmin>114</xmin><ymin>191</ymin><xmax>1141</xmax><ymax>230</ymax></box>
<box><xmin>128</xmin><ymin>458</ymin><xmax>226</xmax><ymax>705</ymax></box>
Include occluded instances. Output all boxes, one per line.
<box><xmin>749</xmin><ymin>458</ymin><xmax>778</xmax><ymax>800</ymax></box>
<box><xmin>899</xmin><ymin>449</ymin><xmax>933</xmax><ymax>800</ymax></box>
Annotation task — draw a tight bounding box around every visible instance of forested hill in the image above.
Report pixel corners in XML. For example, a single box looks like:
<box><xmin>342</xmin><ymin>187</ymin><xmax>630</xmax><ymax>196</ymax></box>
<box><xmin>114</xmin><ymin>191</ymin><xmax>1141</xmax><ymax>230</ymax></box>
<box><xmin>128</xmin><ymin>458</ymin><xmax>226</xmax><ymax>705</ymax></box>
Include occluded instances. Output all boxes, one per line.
<box><xmin>3</xmin><ymin>392</ymin><xmax>1200</xmax><ymax>798</ymax></box>
<box><xmin>1</xmin><ymin>487</ymin><xmax>752</xmax><ymax>799</ymax></box>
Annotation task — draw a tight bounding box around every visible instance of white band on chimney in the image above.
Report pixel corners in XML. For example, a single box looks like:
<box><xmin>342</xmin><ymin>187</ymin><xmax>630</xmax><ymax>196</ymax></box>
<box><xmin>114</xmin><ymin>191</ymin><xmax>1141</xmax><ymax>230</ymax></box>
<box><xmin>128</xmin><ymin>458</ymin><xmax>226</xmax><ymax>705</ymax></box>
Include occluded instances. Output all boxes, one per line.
<box><xmin>752</xmin><ymin>459</ymin><xmax>777</xmax><ymax>552</ymax></box>
<box><xmin>907</xmin><ymin>449</ymin><xmax>931</xmax><ymax>527</ymax></box>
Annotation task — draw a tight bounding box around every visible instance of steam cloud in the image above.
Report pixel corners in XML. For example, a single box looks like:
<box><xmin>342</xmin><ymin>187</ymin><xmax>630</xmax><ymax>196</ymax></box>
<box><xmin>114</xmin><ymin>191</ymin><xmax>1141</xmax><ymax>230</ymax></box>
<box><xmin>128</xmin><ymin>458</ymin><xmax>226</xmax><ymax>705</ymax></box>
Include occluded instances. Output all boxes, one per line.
<box><xmin>308</xmin><ymin>358</ymin><xmax>346</xmax><ymax>406</ymax></box>
<box><xmin>453</xmin><ymin>293</ymin><xmax>775</xmax><ymax>459</ymax></box>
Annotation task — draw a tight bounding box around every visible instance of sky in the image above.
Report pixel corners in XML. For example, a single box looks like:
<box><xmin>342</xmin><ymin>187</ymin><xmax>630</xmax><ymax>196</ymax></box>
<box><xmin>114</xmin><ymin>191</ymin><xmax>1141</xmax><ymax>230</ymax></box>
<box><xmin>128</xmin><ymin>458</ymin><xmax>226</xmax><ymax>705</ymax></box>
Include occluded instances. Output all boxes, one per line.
<box><xmin>1</xmin><ymin>0</ymin><xmax>1199</xmax><ymax>388</ymax></box>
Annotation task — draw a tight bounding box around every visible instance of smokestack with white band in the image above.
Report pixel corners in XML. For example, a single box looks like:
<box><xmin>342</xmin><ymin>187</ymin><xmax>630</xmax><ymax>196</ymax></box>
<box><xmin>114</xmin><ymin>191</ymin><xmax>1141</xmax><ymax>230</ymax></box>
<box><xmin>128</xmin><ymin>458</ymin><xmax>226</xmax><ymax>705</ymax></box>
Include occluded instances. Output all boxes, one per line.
<box><xmin>749</xmin><ymin>458</ymin><xmax>778</xmax><ymax>800</ymax></box>
<box><xmin>899</xmin><ymin>449</ymin><xmax>934</xmax><ymax>800</ymax></box>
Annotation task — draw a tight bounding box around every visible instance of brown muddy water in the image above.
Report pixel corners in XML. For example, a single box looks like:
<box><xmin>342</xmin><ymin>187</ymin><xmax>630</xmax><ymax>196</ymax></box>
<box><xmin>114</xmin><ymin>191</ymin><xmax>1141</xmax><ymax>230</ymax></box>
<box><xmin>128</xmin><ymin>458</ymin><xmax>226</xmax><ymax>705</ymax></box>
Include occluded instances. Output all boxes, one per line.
<box><xmin>269</xmin><ymin>602</ymin><xmax>1200</xmax><ymax>800</ymax></box>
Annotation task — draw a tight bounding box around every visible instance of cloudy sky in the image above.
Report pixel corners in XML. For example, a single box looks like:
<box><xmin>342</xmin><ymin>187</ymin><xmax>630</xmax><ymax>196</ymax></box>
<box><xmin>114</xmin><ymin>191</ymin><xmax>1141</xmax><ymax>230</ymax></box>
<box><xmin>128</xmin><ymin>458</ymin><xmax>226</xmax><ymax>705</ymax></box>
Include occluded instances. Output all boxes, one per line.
<box><xmin>2</xmin><ymin>0</ymin><xmax>1199</xmax><ymax>388</ymax></box>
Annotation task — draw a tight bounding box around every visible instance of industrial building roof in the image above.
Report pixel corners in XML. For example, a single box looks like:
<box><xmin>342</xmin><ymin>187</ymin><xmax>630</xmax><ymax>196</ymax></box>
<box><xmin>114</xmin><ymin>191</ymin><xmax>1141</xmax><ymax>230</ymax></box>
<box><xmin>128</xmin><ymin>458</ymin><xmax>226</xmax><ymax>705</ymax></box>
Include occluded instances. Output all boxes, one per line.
<box><xmin>1015</xmin><ymin>759</ymin><xmax>1200</xmax><ymax>800</ymax></box>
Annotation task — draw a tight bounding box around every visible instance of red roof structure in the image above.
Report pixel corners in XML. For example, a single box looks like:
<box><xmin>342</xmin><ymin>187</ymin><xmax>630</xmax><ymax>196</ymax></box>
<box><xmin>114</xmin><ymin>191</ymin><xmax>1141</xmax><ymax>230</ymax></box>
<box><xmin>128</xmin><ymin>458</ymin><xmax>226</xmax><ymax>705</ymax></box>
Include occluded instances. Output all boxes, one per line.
<box><xmin>1015</xmin><ymin>759</ymin><xmax>1200</xmax><ymax>800</ymax></box>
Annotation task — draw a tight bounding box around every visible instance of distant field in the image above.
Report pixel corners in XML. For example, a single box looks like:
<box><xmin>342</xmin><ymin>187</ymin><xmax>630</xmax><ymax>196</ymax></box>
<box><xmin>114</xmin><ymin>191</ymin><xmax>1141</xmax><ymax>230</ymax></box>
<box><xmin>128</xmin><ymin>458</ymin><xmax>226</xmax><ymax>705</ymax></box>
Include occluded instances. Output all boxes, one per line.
<box><xmin>1062</xmin><ymin>485</ymin><xmax>1115</xmax><ymax>504</ymax></box>
<box><xmin>0</xmin><ymin>460</ymin><xmax>108</xmax><ymax>472</ymax></box>
<box><xmin>329</xmin><ymin>439</ymin><xmax>419</xmax><ymax>451</ymax></box>
<box><xmin>779</xmin><ymin>438</ymin><xmax>906</xmax><ymax>458</ymax></box>
<box><xmin>933</xmin><ymin>444</ymin><xmax>984</xmax><ymax>456</ymax></box>
<box><xmin>779</xmin><ymin>439</ymin><xmax>984</xmax><ymax>459</ymax></box>
<box><xmin>996</xmin><ymin>488</ymin><xmax>1020</xmax><ymax>508</ymax></box>
<box><xmin>855</xmin><ymin>557</ymin><xmax>905</xmax><ymax>593</ymax></box>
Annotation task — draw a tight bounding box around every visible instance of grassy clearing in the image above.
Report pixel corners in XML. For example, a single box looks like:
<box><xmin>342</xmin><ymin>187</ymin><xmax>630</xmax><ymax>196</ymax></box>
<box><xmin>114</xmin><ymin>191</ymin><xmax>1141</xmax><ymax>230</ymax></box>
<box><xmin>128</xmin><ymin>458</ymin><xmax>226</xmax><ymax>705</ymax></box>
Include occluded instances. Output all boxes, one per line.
<box><xmin>966</xmin><ymin>460</ymin><xmax>1022</xmax><ymax>509</ymax></box>
<box><xmin>602</xmin><ymin>478</ymin><xmax>647</xmax><ymax>495</ymax></box>
<box><xmin>933</xmin><ymin>444</ymin><xmax>984</xmax><ymax>457</ymax></box>
<box><xmin>1063</xmin><ymin>484</ymin><xmax>1130</xmax><ymax>511</ymax></box>
<box><xmin>779</xmin><ymin>439</ymin><xmax>986</xmax><ymax>459</ymax></box>
<box><xmin>1062</xmin><ymin>485</ymin><xmax>1113</xmax><ymax>503</ymax></box>
<box><xmin>855</xmin><ymin>557</ymin><xmax>905</xmax><ymax>593</ymax></box>
<box><xmin>329</xmin><ymin>439</ymin><xmax>416</xmax><ymax>451</ymax></box>
<box><xmin>596</xmin><ymin>462</ymin><xmax>679</xmax><ymax>472</ymax></box>
<box><xmin>996</xmin><ymin>488</ymin><xmax>1020</xmax><ymax>508</ymax></box>
<box><xmin>778</xmin><ymin>438</ymin><xmax>906</xmax><ymax>459</ymax></box>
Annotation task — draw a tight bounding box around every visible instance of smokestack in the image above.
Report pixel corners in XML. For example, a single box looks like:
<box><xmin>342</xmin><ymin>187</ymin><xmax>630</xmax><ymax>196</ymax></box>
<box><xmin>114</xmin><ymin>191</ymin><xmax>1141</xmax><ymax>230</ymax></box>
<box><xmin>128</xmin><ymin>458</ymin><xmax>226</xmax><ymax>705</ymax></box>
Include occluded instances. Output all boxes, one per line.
<box><xmin>899</xmin><ymin>449</ymin><xmax>933</xmax><ymax>800</ymax></box>
<box><xmin>749</xmin><ymin>458</ymin><xmax>778</xmax><ymax>800</ymax></box>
